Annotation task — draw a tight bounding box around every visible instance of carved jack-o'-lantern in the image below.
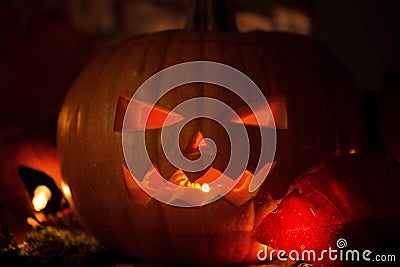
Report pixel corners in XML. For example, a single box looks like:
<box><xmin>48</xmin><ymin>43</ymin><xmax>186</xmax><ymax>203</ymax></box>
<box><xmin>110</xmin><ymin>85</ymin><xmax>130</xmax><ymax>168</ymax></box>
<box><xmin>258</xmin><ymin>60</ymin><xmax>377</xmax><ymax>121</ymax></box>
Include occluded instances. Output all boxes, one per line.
<box><xmin>57</xmin><ymin>0</ymin><xmax>366</xmax><ymax>265</ymax></box>
<box><xmin>0</xmin><ymin>136</ymin><xmax>63</xmax><ymax>243</ymax></box>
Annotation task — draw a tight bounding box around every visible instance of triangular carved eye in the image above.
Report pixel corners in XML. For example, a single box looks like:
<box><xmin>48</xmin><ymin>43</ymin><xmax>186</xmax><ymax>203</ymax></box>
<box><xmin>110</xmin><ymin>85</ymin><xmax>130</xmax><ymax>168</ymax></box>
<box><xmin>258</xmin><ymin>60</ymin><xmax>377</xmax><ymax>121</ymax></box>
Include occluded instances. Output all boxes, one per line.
<box><xmin>227</xmin><ymin>95</ymin><xmax>288</xmax><ymax>129</ymax></box>
<box><xmin>114</xmin><ymin>96</ymin><xmax>184</xmax><ymax>131</ymax></box>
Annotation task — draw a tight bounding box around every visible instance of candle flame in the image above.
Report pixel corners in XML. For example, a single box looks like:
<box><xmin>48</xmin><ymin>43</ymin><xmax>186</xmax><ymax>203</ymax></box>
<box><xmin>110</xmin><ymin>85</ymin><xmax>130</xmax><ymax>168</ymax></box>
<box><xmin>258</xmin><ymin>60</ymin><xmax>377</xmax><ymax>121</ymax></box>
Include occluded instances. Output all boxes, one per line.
<box><xmin>171</xmin><ymin>171</ymin><xmax>210</xmax><ymax>193</ymax></box>
<box><xmin>61</xmin><ymin>181</ymin><xmax>72</xmax><ymax>198</ymax></box>
<box><xmin>201</xmin><ymin>183</ymin><xmax>210</xmax><ymax>193</ymax></box>
<box><xmin>32</xmin><ymin>185</ymin><xmax>51</xmax><ymax>211</ymax></box>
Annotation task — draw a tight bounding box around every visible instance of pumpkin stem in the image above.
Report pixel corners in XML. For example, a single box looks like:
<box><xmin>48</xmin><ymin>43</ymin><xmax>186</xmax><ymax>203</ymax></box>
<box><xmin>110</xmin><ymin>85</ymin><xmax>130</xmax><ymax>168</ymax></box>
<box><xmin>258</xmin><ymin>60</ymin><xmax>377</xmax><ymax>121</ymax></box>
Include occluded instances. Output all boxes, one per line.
<box><xmin>184</xmin><ymin>0</ymin><xmax>238</xmax><ymax>32</ymax></box>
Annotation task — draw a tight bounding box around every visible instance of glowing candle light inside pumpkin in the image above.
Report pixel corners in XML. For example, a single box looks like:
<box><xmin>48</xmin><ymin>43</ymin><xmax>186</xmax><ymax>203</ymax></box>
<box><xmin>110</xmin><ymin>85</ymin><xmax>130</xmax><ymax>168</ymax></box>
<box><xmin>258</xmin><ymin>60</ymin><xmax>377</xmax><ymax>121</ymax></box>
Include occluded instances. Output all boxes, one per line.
<box><xmin>32</xmin><ymin>185</ymin><xmax>51</xmax><ymax>211</ymax></box>
<box><xmin>201</xmin><ymin>183</ymin><xmax>210</xmax><ymax>193</ymax></box>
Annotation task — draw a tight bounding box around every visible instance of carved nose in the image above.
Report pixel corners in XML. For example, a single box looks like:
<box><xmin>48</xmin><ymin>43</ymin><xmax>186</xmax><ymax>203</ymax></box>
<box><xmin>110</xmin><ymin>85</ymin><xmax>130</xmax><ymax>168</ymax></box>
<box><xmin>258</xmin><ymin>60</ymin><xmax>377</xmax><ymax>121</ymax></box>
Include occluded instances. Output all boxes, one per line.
<box><xmin>183</xmin><ymin>130</ymin><xmax>213</xmax><ymax>182</ymax></box>
<box><xmin>184</xmin><ymin>130</ymin><xmax>209</xmax><ymax>158</ymax></box>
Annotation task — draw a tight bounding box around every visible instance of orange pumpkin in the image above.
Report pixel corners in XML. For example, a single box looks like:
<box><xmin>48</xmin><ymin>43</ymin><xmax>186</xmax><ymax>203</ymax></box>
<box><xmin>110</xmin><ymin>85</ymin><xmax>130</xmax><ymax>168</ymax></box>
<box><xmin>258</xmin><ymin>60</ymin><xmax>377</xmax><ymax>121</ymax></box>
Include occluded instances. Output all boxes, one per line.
<box><xmin>57</xmin><ymin>0</ymin><xmax>366</xmax><ymax>265</ymax></box>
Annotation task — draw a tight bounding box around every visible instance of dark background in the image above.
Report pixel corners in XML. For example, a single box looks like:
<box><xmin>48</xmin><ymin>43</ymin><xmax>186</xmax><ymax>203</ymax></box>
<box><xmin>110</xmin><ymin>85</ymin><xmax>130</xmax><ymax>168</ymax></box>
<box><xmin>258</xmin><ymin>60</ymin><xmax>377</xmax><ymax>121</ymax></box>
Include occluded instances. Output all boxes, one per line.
<box><xmin>0</xmin><ymin>0</ymin><xmax>399</xmax><ymax>158</ymax></box>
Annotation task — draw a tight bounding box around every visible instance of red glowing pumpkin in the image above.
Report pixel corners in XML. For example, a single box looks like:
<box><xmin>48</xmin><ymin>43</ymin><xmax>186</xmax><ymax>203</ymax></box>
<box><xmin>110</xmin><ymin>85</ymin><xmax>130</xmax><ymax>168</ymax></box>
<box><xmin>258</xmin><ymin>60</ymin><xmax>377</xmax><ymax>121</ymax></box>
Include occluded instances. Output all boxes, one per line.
<box><xmin>256</xmin><ymin>153</ymin><xmax>400</xmax><ymax>266</ymax></box>
<box><xmin>57</xmin><ymin>0</ymin><xmax>366</xmax><ymax>265</ymax></box>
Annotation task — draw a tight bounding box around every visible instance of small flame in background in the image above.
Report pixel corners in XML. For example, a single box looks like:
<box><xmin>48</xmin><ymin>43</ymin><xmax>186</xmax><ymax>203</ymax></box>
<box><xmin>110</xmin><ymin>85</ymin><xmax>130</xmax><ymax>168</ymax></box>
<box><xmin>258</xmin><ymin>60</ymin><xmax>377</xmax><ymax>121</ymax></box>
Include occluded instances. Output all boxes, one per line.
<box><xmin>61</xmin><ymin>181</ymin><xmax>72</xmax><ymax>199</ymax></box>
<box><xmin>32</xmin><ymin>185</ymin><xmax>52</xmax><ymax>211</ymax></box>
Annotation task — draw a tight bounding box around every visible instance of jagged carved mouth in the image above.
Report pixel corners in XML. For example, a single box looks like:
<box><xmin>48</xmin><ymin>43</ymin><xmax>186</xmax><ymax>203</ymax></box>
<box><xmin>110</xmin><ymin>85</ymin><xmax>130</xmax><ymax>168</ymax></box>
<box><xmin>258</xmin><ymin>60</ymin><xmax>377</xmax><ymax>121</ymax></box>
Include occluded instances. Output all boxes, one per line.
<box><xmin>122</xmin><ymin>162</ymin><xmax>275</xmax><ymax>207</ymax></box>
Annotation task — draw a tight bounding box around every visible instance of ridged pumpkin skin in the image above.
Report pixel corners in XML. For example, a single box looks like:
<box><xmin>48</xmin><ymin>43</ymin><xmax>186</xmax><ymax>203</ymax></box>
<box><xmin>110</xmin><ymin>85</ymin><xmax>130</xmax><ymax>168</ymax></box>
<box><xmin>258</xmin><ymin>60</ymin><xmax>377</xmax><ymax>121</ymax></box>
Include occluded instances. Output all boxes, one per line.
<box><xmin>57</xmin><ymin>30</ymin><xmax>365</xmax><ymax>265</ymax></box>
